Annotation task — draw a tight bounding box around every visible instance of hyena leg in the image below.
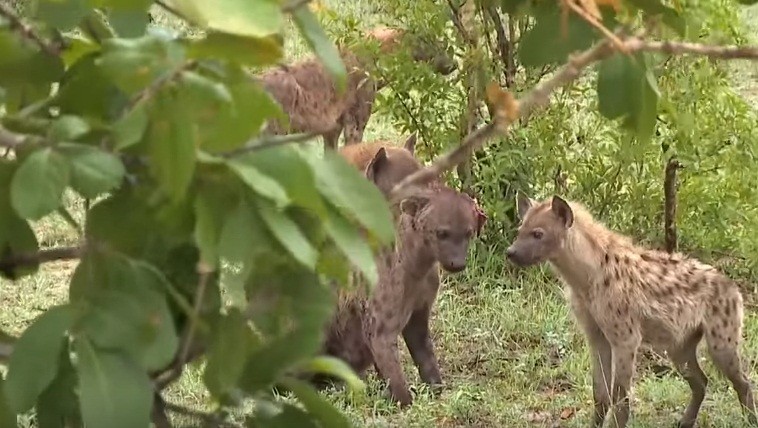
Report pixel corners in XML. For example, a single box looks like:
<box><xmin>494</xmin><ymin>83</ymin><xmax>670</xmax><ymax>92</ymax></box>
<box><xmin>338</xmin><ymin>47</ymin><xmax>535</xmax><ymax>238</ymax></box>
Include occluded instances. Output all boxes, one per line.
<box><xmin>608</xmin><ymin>334</ymin><xmax>641</xmax><ymax>428</ymax></box>
<box><xmin>704</xmin><ymin>297</ymin><xmax>757</xmax><ymax>425</ymax></box>
<box><xmin>572</xmin><ymin>305</ymin><xmax>612</xmax><ymax>427</ymax></box>
<box><xmin>367</xmin><ymin>313</ymin><xmax>413</xmax><ymax>407</ymax></box>
<box><xmin>669</xmin><ymin>327</ymin><xmax>708</xmax><ymax>428</ymax></box>
<box><xmin>341</xmin><ymin>90</ymin><xmax>375</xmax><ymax>145</ymax></box>
<box><xmin>322</xmin><ymin>127</ymin><xmax>341</xmax><ymax>151</ymax></box>
<box><xmin>402</xmin><ymin>304</ymin><xmax>443</xmax><ymax>389</ymax></box>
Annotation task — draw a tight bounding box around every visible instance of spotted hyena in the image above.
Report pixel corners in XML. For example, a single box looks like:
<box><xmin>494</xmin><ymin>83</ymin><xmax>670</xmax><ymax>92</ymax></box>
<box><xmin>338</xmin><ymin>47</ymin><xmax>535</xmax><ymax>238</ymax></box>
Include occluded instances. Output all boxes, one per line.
<box><xmin>260</xmin><ymin>26</ymin><xmax>455</xmax><ymax>151</ymax></box>
<box><xmin>318</xmin><ymin>137</ymin><xmax>486</xmax><ymax>406</ymax></box>
<box><xmin>505</xmin><ymin>193</ymin><xmax>757</xmax><ymax>428</ymax></box>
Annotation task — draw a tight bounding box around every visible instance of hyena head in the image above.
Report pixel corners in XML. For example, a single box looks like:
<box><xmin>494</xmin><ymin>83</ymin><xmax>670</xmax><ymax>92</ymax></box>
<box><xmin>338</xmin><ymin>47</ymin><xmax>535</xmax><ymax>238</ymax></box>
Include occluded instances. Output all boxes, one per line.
<box><xmin>399</xmin><ymin>187</ymin><xmax>487</xmax><ymax>273</ymax></box>
<box><xmin>367</xmin><ymin>26</ymin><xmax>456</xmax><ymax>76</ymax></box>
<box><xmin>505</xmin><ymin>192</ymin><xmax>574</xmax><ymax>267</ymax></box>
<box><xmin>364</xmin><ymin>134</ymin><xmax>423</xmax><ymax>197</ymax></box>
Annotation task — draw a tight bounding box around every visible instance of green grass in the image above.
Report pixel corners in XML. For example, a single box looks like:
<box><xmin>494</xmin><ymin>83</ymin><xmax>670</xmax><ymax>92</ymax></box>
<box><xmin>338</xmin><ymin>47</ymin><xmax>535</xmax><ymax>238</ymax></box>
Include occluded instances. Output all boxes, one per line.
<box><xmin>3</xmin><ymin>2</ymin><xmax>758</xmax><ymax>427</ymax></box>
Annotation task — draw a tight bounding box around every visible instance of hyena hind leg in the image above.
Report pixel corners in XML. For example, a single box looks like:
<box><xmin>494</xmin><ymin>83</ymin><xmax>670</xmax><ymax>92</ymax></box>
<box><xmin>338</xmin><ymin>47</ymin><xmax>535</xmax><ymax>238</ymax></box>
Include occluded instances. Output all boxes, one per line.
<box><xmin>668</xmin><ymin>327</ymin><xmax>708</xmax><ymax>428</ymax></box>
<box><xmin>704</xmin><ymin>298</ymin><xmax>758</xmax><ymax>425</ymax></box>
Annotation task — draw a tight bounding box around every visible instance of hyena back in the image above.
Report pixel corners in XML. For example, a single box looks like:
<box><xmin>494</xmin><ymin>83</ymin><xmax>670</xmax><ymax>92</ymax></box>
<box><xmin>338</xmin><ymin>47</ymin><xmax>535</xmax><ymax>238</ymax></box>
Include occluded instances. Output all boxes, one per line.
<box><xmin>320</xmin><ymin>137</ymin><xmax>486</xmax><ymax>406</ymax></box>
<box><xmin>506</xmin><ymin>194</ymin><xmax>757</xmax><ymax>428</ymax></box>
<box><xmin>260</xmin><ymin>26</ymin><xmax>455</xmax><ymax>151</ymax></box>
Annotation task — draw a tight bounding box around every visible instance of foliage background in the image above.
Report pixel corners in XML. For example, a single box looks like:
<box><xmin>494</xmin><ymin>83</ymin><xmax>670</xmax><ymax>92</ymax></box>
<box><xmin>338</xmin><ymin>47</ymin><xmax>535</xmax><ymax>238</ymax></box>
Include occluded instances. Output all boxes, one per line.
<box><xmin>0</xmin><ymin>0</ymin><xmax>757</xmax><ymax>426</ymax></box>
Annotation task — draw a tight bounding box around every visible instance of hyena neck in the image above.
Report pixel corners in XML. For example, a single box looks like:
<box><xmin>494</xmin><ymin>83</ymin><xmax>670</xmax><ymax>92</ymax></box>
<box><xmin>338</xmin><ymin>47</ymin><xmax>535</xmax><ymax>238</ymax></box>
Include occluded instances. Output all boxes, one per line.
<box><xmin>549</xmin><ymin>225</ymin><xmax>606</xmax><ymax>292</ymax></box>
<box><xmin>396</xmin><ymin>220</ymin><xmax>436</xmax><ymax>279</ymax></box>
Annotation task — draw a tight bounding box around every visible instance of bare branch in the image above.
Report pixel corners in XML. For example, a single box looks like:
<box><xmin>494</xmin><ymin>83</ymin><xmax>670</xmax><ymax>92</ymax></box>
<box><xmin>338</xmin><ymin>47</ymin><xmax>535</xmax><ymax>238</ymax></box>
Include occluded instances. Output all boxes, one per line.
<box><xmin>0</xmin><ymin>2</ymin><xmax>61</xmax><ymax>56</ymax></box>
<box><xmin>0</xmin><ymin>126</ymin><xmax>26</xmax><ymax>150</ymax></box>
<box><xmin>627</xmin><ymin>38</ymin><xmax>758</xmax><ymax>60</ymax></box>
<box><xmin>222</xmin><ymin>131</ymin><xmax>321</xmax><ymax>158</ymax></box>
<box><xmin>0</xmin><ymin>246</ymin><xmax>83</xmax><ymax>279</ymax></box>
<box><xmin>0</xmin><ymin>342</ymin><xmax>14</xmax><ymax>365</ymax></box>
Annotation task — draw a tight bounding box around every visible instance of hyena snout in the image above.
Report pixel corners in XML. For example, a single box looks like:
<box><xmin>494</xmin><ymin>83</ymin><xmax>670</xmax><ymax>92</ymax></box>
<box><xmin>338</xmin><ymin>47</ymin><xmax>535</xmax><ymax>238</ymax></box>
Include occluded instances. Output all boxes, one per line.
<box><xmin>441</xmin><ymin>258</ymin><xmax>466</xmax><ymax>273</ymax></box>
<box><xmin>505</xmin><ymin>245</ymin><xmax>530</xmax><ymax>267</ymax></box>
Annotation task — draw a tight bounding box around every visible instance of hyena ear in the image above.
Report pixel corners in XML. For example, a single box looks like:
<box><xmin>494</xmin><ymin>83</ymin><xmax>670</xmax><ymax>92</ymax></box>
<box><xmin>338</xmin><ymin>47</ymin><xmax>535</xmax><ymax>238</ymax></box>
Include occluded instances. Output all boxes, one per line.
<box><xmin>399</xmin><ymin>193</ymin><xmax>430</xmax><ymax>217</ymax></box>
<box><xmin>516</xmin><ymin>191</ymin><xmax>534</xmax><ymax>220</ymax></box>
<box><xmin>403</xmin><ymin>132</ymin><xmax>417</xmax><ymax>155</ymax></box>
<box><xmin>551</xmin><ymin>195</ymin><xmax>574</xmax><ymax>228</ymax></box>
<box><xmin>365</xmin><ymin>147</ymin><xmax>388</xmax><ymax>184</ymax></box>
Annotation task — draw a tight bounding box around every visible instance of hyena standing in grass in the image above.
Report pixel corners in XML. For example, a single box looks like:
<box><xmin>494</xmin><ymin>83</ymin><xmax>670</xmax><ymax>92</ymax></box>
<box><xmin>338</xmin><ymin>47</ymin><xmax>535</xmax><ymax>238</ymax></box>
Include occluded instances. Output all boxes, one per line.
<box><xmin>317</xmin><ymin>137</ymin><xmax>487</xmax><ymax>406</ymax></box>
<box><xmin>260</xmin><ymin>26</ymin><xmax>456</xmax><ymax>150</ymax></box>
<box><xmin>505</xmin><ymin>193</ymin><xmax>757</xmax><ymax>428</ymax></box>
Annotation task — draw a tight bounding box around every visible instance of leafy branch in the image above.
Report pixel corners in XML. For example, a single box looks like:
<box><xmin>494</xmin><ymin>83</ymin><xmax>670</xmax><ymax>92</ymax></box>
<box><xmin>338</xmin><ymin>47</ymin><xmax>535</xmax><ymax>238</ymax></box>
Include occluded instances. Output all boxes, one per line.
<box><xmin>221</xmin><ymin>131</ymin><xmax>321</xmax><ymax>158</ymax></box>
<box><xmin>389</xmin><ymin>34</ymin><xmax>758</xmax><ymax>200</ymax></box>
<box><xmin>0</xmin><ymin>1</ymin><xmax>62</xmax><ymax>56</ymax></box>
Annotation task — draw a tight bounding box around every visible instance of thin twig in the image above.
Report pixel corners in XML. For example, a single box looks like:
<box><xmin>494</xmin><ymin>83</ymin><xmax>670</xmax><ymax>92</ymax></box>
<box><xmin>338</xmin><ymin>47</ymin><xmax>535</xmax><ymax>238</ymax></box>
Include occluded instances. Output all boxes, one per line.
<box><xmin>177</xmin><ymin>266</ymin><xmax>211</xmax><ymax>370</ymax></box>
<box><xmin>163</xmin><ymin>401</ymin><xmax>228</xmax><ymax>426</ymax></box>
<box><xmin>627</xmin><ymin>38</ymin><xmax>758</xmax><ymax>59</ymax></box>
<box><xmin>0</xmin><ymin>126</ymin><xmax>26</xmax><ymax>150</ymax></box>
<box><xmin>0</xmin><ymin>2</ymin><xmax>61</xmax><ymax>56</ymax></box>
<box><xmin>127</xmin><ymin>60</ymin><xmax>199</xmax><ymax>111</ymax></box>
<box><xmin>221</xmin><ymin>131</ymin><xmax>321</xmax><ymax>158</ymax></box>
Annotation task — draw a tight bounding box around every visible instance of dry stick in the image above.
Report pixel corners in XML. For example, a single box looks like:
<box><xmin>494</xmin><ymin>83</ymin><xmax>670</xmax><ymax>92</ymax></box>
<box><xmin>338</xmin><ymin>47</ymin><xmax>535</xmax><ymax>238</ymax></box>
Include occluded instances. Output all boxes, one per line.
<box><xmin>389</xmin><ymin>36</ymin><xmax>758</xmax><ymax>200</ymax></box>
<box><xmin>0</xmin><ymin>2</ymin><xmax>61</xmax><ymax>56</ymax></box>
<box><xmin>222</xmin><ymin>131</ymin><xmax>321</xmax><ymax>158</ymax></box>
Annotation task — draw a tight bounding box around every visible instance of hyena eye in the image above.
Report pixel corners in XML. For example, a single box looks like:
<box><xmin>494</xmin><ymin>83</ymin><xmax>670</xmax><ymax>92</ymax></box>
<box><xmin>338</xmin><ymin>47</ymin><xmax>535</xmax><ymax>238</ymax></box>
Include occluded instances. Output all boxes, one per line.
<box><xmin>436</xmin><ymin>229</ymin><xmax>450</xmax><ymax>240</ymax></box>
<box><xmin>531</xmin><ymin>229</ymin><xmax>544</xmax><ymax>239</ymax></box>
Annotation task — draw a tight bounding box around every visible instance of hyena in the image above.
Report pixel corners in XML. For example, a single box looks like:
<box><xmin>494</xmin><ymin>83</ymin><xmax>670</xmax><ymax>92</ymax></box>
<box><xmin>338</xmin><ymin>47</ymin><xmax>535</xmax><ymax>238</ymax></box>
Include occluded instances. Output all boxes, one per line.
<box><xmin>319</xmin><ymin>137</ymin><xmax>487</xmax><ymax>406</ymax></box>
<box><xmin>260</xmin><ymin>26</ymin><xmax>456</xmax><ymax>150</ymax></box>
<box><xmin>505</xmin><ymin>193</ymin><xmax>757</xmax><ymax>428</ymax></box>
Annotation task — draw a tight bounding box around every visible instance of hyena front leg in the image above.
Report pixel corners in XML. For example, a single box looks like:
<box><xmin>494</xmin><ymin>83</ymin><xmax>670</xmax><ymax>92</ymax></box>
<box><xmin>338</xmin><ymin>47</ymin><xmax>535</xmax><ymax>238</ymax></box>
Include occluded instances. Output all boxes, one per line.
<box><xmin>366</xmin><ymin>305</ymin><xmax>413</xmax><ymax>406</ymax></box>
<box><xmin>402</xmin><ymin>304</ymin><xmax>443</xmax><ymax>389</ymax></box>
<box><xmin>608</xmin><ymin>332</ymin><xmax>641</xmax><ymax>428</ymax></box>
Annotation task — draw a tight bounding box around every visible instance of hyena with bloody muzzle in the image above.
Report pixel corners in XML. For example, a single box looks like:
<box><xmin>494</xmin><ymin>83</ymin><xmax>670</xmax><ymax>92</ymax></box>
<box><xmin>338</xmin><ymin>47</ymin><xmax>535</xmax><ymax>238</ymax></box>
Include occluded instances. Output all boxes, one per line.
<box><xmin>505</xmin><ymin>193</ymin><xmax>757</xmax><ymax>428</ymax></box>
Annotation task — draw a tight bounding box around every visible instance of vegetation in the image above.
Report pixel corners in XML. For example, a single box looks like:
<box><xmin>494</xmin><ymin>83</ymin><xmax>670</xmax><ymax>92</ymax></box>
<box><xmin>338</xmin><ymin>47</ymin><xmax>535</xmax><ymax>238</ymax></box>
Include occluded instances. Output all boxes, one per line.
<box><xmin>0</xmin><ymin>0</ymin><xmax>757</xmax><ymax>427</ymax></box>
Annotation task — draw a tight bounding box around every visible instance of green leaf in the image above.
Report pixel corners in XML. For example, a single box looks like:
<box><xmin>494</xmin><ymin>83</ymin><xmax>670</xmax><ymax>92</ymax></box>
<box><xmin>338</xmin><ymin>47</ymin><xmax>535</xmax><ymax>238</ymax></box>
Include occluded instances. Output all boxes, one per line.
<box><xmin>597</xmin><ymin>52</ymin><xmax>659</xmax><ymax>142</ymax></box>
<box><xmin>56</xmin><ymin>54</ymin><xmax>128</xmax><ymax>120</ymax></box>
<box><xmin>146</xmin><ymin>87</ymin><xmax>198</xmax><ymax>202</ymax></box>
<box><xmin>36</xmin><ymin>347</ymin><xmax>83</xmax><ymax>428</ymax></box>
<box><xmin>0</xmin><ymin>377</ymin><xmax>16</xmax><ymax>428</ymax></box>
<box><xmin>256</xmin><ymin>403</ymin><xmax>319</xmax><ymax>428</ymax></box>
<box><xmin>75</xmin><ymin>339</ymin><xmax>152</xmax><ymax>428</ymax></box>
<box><xmin>291</xmin><ymin>6</ymin><xmax>347</xmax><ymax>94</ymax></box>
<box><xmin>34</xmin><ymin>0</ymin><xmax>89</xmax><ymax>31</ymax></box>
<box><xmin>518</xmin><ymin>2</ymin><xmax>604</xmax><ymax>67</ymax></box>
<box><xmin>194</xmin><ymin>182</ymin><xmax>239</xmax><ymax>268</ymax></box>
<box><xmin>234</xmin><ymin>147</ymin><xmax>326</xmax><ymax>216</ymax></box>
<box><xmin>10</xmin><ymin>148</ymin><xmax>70</xmax><ymax>220</ymax></box>
<box><xmin>500</xmin><ymin>0</ymin><xmax>529</xmax><ymax>14</ymax></box>
<box><xmin>0</xmin><ymin>161</ymin><xmax>39</xmax><ymax>280</ymax></box>
<box><xmin>98</xmin><ymin>35</ymin><xmax>186</xmax><ymax>95</ymax></box>
<box><xmin>48</xmin><ymin>116</ymin><xmax>91</xmax><ymax>141</ymax></box>
<box><xmin>239</xmin><ymin>329</ymin><xmax>321</xmax><ymax>394</ymax></box>
<box><xmin>59</xmin><ymin>143</ymin><xmax>125</xmax><ymax>199</ymax></box>
<box><xmin>0</xmin><ymin>31</ymin><xmax>65</xmax><ymax>86</ymax></box>
<box><xmin>164</xmin><ymin>0</ymin><xmax>284</xmax><ymax>38</ymax></box>
<box><xmin>304</xmin><ymin>149</ymin><xmax>394</xmax><ymax>245</ymax></box>
<box><xmin>297</xmin><ymin>356</ymin><xmax>365</xmax><ymax>392</ymax></box>
<box><xmin>61</xmin><ymin>35</ymin><xmax>100</xmax><ymax>67</ymax></box>
<box><xmin>113</xmin><ymin>103</ymin><xmax>149</xmax><ymax>150</ymax></box>
<box><xmin>257</xmin><ymin>198</ymin><xmax>318</xmax><ymax>270</ymax></box>
<box><xmin>203</xmin><ymin>309</ymin><xmax>257</xmax><ymax>399</ymax></box>
<box><xmin>101</xmin><ymin>0</ymin><xmax>153</xmax><ymax>9</ymax></box>
<box><xmin>279</xmin><ymin>378</ymin><xmax>351</xmax><ymax>428</ymax></box>
<box><xmin>5</xmin><ymin>305</ymin><xmax>74</xmax><ymax>413</ymax></box>
<box><xmin>227</xmin><ymin>158</ymin><xmax>290</xmax><ymax>208</ymax></box>
<box><xmin>109</xmin><ymin>9</ymin><xmax>149</xmax><ymax>38</ymax></box>
<box><xmin>71</xmin><ymin>252</ymin><xmax>179</xmax><ymax>371</ymax></box>
<box><xmin>323</xmin><ymin>202</ymin><xmax>377</xmax><ymax>286</ymax></box>
<box><xmin>187</xmin><ymin>32</ymin><xmax>283</xmax><ymax>66</ymax></box>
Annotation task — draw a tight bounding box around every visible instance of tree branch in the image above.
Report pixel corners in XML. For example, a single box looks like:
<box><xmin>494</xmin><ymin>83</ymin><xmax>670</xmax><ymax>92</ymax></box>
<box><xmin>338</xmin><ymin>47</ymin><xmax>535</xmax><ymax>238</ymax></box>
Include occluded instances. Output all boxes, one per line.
<box><xmin>0</xmin><ymin>246</ymin><xmax>83</xmax><ymax>279</ymax></box>
<box><xmin>126</xmin><ymin>60</ymin><xmax>199</xmax><ymax>111</ymax></box>
<box><xmin>389</xmin><ymin>34</ymin><xmax>758</xmax><ymax>201</ymax></box>
<box><xmin>0</xmin><ymin>2</ymin><xmax>61</xmax><ymax>56</ymax></box>
<box><xmin>221</xmin><ymin>131</ymin><xmax>321</xmax><ymax>158</ymax></box>
<box><xmin>0</xmin><ymin>342</ymin><xmax>14</xmax><ymax>365</ymax></box>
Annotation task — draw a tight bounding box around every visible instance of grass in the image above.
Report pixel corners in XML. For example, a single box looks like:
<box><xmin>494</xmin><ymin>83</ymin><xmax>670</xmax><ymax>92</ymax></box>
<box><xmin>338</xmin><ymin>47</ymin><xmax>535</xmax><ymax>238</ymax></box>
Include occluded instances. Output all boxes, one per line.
<box><xmin>2</xmin><ymin>2</ymin><xmax>758</xmax><ymax>427</ymax></box>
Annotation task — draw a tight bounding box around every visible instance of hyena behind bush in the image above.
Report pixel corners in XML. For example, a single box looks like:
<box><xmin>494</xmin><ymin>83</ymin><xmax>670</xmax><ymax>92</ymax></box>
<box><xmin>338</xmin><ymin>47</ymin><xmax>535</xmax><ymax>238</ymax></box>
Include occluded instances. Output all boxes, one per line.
<box><xmin>260</xmin><ymin>26</ymin><xmax>456</xmax><ymax>151</ymax></box>
<box><xmin>317</xmin><ymin>137</ymin><xmax>486</xmax><ymax>406</ymax></box>
<box><xmin>505</xmin><ymin>193</ymin><xmax>757</xmax><ymax>428</ymax></box>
